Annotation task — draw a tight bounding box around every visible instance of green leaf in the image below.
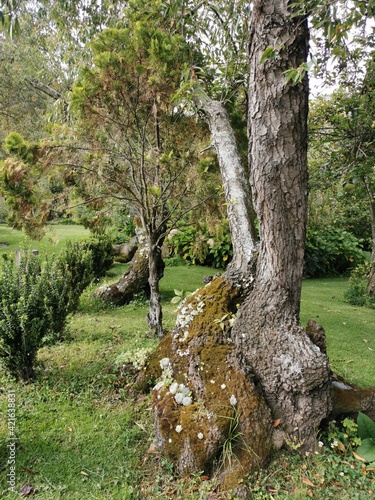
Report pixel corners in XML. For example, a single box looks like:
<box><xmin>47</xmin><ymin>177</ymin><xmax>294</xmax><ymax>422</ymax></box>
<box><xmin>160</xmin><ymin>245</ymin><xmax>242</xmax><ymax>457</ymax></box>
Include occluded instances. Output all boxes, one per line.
<box><xmin>170</xmin><ymin>296</ymin><xmax>181</xmax><ymax>304</ymax></box>
<box><xmin>260</xmin><ymin>47</ymin><xmax>277</xmax><ymax>65</ymax></box>
<box><xmin>356</xmin><ymin>438</ymin><xmax>375</xmax><ymax>463</ymax></box>
<box><xmin>357</xmin><ymin>412</ymin><xmax>375</xmax><ymax>440</ymax></box>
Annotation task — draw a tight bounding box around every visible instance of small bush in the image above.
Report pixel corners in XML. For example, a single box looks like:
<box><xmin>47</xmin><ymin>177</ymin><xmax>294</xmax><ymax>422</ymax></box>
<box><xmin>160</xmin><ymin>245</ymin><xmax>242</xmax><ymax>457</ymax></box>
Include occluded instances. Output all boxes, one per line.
<box><xmin>0</xmin><ymin>235</ymin><xmax>115</xmax><ymax>379</ymax></box>
<box><xmin>304</xmin><ymin>227</ymin><xmax>366</xmax><ymax>278</ymax></box>
<box><xmin>344</xmin><ymin>261</ymin><xmax>375</xmax><ymax>308</ymax></box>
<box><xmin>0</xmin><ymin>253</ymin><xmax>70</xmax><ymax>379</ymax></box>
<box><xmin>60</xmin><ymin>235</ymin><xmax>114</xmax><ymax>312</ymax></box>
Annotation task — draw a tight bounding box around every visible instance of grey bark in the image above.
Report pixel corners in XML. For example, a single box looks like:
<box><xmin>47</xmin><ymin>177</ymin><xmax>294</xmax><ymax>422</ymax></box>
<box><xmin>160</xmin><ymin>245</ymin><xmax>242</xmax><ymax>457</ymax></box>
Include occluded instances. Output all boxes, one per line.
<box><xmin>147</xmin><ymin>241</ymin><xmax>165</xmax><ymax>338</ymax></box>
<box><xmin>233</xmin><ymin>0</ymin><xmax>331</xmax><ymax>450</ymax></box>
<box><xmin>197</xmin><ymin>94</ymin><xmax>258</xmax><ymax>279</ymax></box>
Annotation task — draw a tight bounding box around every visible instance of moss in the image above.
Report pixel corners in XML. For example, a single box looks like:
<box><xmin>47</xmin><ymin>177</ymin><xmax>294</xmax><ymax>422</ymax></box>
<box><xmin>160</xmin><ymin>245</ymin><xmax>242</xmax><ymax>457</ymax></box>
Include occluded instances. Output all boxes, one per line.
<box><xmin>149</xmin><ymin>275</ymin><xmax>273</xmax><ymax>487</ymax></box>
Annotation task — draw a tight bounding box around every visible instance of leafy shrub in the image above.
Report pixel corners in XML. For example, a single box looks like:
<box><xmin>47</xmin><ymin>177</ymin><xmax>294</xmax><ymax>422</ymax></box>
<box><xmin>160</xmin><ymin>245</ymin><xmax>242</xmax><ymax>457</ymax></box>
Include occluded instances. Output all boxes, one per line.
<box><xmin>344</xmin><ymin>261</ymin><xmax>375</xmax><ymax>308</ymax></box>
<box><xmin>0</xmin><ymin>235</ymin><xmax>115</xmax><ymax>379</ymax></box>
<box><xmin>0</xmin><ymin>253</ymin><xmax>69</xmax><ymax>379</ymax></box>
<box><xmin>81</xmin><ymin>235</ymin><xmax>114</xmax><ymax>279</ymax></box>
<box><xmin>169</xmin><ymin>223</ymin><xmax>233</xmax><ymax>269</ymax></box>
<box><xmin>304</xmin><ymin>227</ymin><xmax>366</xmax><ymax>278</ymax></box>
<box><xmin>59</xmin><ymin>235</ymin><xmax>114</xmax><ymax>312</ymax></box>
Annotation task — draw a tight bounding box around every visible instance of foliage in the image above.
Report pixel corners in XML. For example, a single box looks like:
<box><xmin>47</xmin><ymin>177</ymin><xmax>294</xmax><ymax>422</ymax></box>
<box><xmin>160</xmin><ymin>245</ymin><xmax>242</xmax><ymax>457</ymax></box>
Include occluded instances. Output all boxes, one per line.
<box><xmin>169</xmin><ymin>223</ymin><xmax>233</xmax><ymax>269</ymax></box>
<box><xmin>304</xmin><ymin>227</ymin><xmax>366</xmax><ymax>278</ymax></box>
<box><xmin>357</xmin><ymin>412</ymin><xmax>375</xmax><ymax>463</ymax></box>
<box><xmin>0</xmin><ymin>232</ymin><xmax>114</xmax><ymax>379</ymax></box>
<box><xmin>0</xmin><ymin>253</ymin><xmax>69</xmax><ymax>380</ymax></box>
<box><xmin>58</xmin><ymin>235</ymin><xmax>114</xmax><ymax>313</ymax></box>
<box><xmin>344</xmin><ymin>262</ymin><xmax>375</xmax><ymax>308</ymax></box>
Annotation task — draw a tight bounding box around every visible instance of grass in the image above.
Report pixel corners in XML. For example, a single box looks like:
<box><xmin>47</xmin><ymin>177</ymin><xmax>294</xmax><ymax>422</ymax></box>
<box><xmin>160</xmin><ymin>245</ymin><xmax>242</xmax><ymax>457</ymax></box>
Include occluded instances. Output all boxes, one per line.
<box><xmin>300</xmin><ymin>278</ymin><xmax>375</xmax><ymax>387</ymax></box>
<box><xmin>0</xmin><ymin>223</ymin><xmax>91</xmax><ymax>258</ymax></box>
<box><xmin>0</xmin><ymin>229</ymin><xmax>375</xmax><ymax>498</ymax></box>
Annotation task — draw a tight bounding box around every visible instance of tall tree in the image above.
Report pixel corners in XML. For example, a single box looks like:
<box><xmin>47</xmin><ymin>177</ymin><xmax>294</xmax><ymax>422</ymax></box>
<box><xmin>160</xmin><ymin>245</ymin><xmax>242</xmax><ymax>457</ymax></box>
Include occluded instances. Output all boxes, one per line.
<box><xmin>232</xmin><ymin>0</ymin><xmax>331</xmax><ymax>449</ymax></box>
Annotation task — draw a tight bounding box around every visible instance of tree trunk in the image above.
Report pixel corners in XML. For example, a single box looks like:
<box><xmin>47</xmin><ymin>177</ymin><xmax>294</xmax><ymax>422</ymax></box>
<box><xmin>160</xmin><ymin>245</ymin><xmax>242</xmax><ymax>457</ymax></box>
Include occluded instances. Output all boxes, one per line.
<box><xmin>198</xmin><ymin>95</ymin><xmax>258</xmax><ymax>279</ymax></box>
<box><xmin>233</xmin><ymin>1</ymin><xmax>331</xmax><ymax>451</ymax></box>
<box><xmin>94</xmin><ymin>230</ymin><xmax>164</xmax><ymax>306</ymax></box>
<box><xmin>147</xmin><ymin>241</ymin><xmax>165</xmax><ymax>338</ymax></box>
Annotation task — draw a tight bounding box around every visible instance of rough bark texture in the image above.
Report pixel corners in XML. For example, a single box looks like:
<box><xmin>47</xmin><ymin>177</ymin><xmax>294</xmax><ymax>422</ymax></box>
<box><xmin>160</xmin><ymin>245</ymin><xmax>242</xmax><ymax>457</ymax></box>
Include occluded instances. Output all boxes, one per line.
<box><xmin>147</xmin><ymin>242</ymin><xmax>165</xmax><ymax>338</ymax></box>
<box><xmin>233</xmin><ymin>1</ymin><xmax>331</xmax><ymax>451</ymax></box>
<box><xmin>199</xmin><ymin>96</ymin><xmax>258</xmax><ymax>280</ymax></box>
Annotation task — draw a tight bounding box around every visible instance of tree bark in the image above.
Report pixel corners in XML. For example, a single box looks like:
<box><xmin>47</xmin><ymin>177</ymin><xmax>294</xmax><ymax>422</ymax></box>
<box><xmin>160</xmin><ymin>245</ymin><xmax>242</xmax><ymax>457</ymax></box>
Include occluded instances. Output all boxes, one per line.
<box><xmin>147</xmin><ymin>241</ymin><xmax>165</xmax><ymax>338</ymax></box>
<box><xmin>233</xmin><ymin>1</ymin><xmax>331</xmax><ymax>451</ymax></box>
<box><xmin>198</xmin><ymin>95</ymin><xmax>258</xmax><ymax>279</ymax></box>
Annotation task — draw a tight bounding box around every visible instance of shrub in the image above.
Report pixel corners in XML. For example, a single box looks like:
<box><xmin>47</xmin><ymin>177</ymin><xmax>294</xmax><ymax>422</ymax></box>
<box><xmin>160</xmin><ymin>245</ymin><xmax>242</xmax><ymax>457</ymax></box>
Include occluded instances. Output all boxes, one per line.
<box><xmin>0</xmin><ymin>235</ymin><xmax>115</xmax><ymax>379</ymax></box>
<box><xmin>59</xmin><ymin>235</ymin><xmax>114</xmax><ymax>312</ymax></box>
<box><xmin>169</xmin><ymin>223</ymin><xmax>233</xmax><ymax>269</ymax></box>
<box><xmin>344</xmin><ymin>261</ymin><xmax>375</xmax><ymax>308</ymax></box>
<box><xmin>304</xmin><ymin>227</ymin><xmax>367</xmax><ymax>278</ymax></box>
<box><xmin>82</xmin><ymin>235</ymin><xmax>114</xmax><ymax>279</ymax></box>
<box><xmin>0</xmin><ymin>253</ymin><xmax>69</xmax><ymax>379</ymax></box>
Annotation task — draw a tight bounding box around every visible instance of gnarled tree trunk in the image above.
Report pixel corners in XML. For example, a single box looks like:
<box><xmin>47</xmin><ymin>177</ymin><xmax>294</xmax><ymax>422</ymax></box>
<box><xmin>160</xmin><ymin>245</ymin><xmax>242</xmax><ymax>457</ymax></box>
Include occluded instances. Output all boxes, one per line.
<box><xmin>233</xmin><ymin>0</ymin><xmax>331</xmax><ymax>451</ymax></box>
<box><xmin>95</xmin><ymin>229</ymin><xmax>164</xmax><ymax>306</ymax></box>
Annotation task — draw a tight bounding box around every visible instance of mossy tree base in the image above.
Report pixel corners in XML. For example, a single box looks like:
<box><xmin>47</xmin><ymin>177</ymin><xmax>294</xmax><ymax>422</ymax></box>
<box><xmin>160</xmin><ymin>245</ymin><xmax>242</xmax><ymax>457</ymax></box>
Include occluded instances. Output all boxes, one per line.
<box><xmin>138</xmin><ymin>276</ymin><xmax>375</xmax><ymax>492</ymax></box>
<box><xmin>142</xmin><ymin>276</ymin><xmax>273</xmax><ymax>490</ymax></box>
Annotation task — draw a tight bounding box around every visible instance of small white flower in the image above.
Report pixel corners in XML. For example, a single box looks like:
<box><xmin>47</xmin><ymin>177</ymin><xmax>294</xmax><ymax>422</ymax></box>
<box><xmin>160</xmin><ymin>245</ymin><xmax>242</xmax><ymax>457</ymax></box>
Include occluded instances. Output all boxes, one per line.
<box><xmin>168</xmin><ymin>438</ymin><xmax>172</xmax><ymax>443</ymax></box>
<box><xmin>210</xmin><ymin>380</ymin><xmax>215</xmax><ymax>384</ymax></box>
<box><xmin>318</xmin><ymin>441</ymin><xmax>324</xmax><ymax>448</ymax></box>
<box><xmin>169</xmin><ymin>382</ymin><xmax>178</xmax><ymax>395</ymax></box>
<box><xmin>197</xmin><ymin>432</ymin><xmax>204</xmax><ymax>440</ymax></box>
<box><xmin>175</xmin><ymin>425</ymin><xmax>183</xmax><ymax>433</ymax></box>
<box><xmin>331</xmin><ymin>440</ymin><xmax>338</xmax><ymax>449</ymax></box>
<box><xmin>174</xmin><ymin>393</ymin><xmax>184</xmax><ymax>404</ymax></box>
<box><xmin>179</xmin><ymin>384</ymin><xmax>190</xmax><ymax>396</ymax></box>
<box><xmin>305</xmin><ymin>451</ymin><xmax>310</xmax><ymax>457</ymax></box>
<box><xmin>339</xmin><ymin>472</ymin><xmax>344</xmax><ymax>476</ymax></box>
<box><xmin>160</xmin><ymin>358</ymin><xmax>171</xmax><ymax>370</ymax></box>
<box><xmin>221</xmin><ymin>384</ymin><xmax>226</xmax><ymax>389</ymax></box>
<box><xmin>230</xmin><ymin>395</ymin><xmax>237</xmax><ymax>406</ymax></box>
<box><xmin>182</xmin><ymin>396</ymin><xmax>193</xmax><ymax>406</ymax></box>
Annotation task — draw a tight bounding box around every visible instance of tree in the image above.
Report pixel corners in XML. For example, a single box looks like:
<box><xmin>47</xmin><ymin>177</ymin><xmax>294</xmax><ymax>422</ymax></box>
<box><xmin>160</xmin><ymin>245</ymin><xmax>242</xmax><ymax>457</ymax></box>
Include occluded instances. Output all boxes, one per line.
<box><xmin>145</xmin><ymin>0</ymin><xmax>375</xmax><ymax>490</ymax></box>
<box><xmin>53</xmin><ymin>24</ymin><xmax>206</xmax><ymax>336</ymax></box>
<box><xmin>309</xmin><ymin>56</ymin><xmax>375</xmax><ymax>294</ymax></box>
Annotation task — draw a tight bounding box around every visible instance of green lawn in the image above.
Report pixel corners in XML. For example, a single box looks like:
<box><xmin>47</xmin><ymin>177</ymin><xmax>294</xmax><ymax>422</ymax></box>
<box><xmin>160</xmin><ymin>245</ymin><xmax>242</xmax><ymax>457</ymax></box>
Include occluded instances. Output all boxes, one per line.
<box><xmin>0</xmin><ymin>223</ymin><xmax>91</xmax><ymax>257</ymax></box>
<box><xmin>0</xmin><ymin>230</ymin><xmax>375</xmax><ymax>498</ymax></box>
<box><xmin>301</xmin><ymin>278</ymin><xmax>375</xmax><ymax>387</ymax></box>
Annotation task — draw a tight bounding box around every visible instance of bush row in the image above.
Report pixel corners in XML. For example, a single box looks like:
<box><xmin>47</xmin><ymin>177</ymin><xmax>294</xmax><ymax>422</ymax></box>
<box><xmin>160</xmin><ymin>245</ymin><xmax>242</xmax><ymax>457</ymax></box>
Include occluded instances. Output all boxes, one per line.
<box><xmin>0</xmin><ymin>235</ymin><xmax>113</xmax><ymax>380</ymax></box>
<box><xmin>168</xmin><ymin>225</ymin><xmax>367</xmax><ymax>277</ymax></box>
